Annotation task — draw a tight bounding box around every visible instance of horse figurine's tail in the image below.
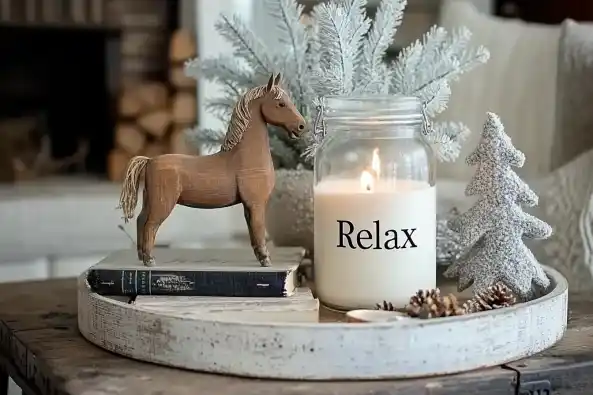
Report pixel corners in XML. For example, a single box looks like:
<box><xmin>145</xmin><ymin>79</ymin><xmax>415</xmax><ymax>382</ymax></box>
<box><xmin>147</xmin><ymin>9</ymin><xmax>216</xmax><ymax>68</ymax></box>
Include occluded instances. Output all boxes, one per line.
<box><xmin>118</xmin><ymin>156</ymin><xmax>150</xmax><ymax>223</ymax></box>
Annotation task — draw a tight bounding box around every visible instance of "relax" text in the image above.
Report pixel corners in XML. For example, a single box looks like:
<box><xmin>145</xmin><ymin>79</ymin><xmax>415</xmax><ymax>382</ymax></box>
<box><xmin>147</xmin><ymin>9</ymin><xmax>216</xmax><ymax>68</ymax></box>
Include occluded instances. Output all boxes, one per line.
<box><xmin>336</xmin><ymin>220</ymin><xmax>418</xmax><ymax>250</ymax></box>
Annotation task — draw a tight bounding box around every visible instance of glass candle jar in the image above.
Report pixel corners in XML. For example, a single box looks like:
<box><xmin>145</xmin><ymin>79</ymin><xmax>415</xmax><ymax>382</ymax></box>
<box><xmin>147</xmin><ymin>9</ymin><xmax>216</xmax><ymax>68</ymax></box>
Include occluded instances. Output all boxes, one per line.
<box><xmin>313</xmin><ymin>95</ymin><xmax>436</xmax><ymax>311</ymax></box>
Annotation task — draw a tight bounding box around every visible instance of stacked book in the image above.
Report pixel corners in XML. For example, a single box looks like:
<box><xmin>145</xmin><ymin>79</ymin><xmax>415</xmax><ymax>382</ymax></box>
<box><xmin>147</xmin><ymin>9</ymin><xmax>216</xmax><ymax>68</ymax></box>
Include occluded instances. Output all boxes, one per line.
<box><xmin>87</xmin><ymin>247</ymin><xmax>319</xmax><ymax>320</ymax></box>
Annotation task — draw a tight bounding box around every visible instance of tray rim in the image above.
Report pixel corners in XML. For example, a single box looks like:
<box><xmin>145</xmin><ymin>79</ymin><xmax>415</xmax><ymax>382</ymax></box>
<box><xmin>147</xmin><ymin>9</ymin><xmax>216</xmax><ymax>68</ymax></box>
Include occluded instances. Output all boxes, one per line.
<box><xmin>78</xmin><ymin>263</ymin><xmax>568</xmax><ymax>380</ymax></box>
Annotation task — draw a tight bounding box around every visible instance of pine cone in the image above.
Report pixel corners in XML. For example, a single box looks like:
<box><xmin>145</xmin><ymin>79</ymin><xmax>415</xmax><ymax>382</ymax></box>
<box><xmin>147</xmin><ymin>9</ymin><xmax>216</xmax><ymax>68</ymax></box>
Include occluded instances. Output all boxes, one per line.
<box><xmin>463</xmin><ymin>282</ymin><xmax>517</xmax><ymax>313</ymax></box>
<box><xmin>419</xmin><ymin>294</ymin><xmax>466</xmax><ymax>318</ymax></box>
<box><xmin>375</xmin><ymin>288</ymin><xmax>441</xmax><ymax>313</ymax></box>
<box><xmin>406</xmin><ymin>289</ymin><xmax>465</xmax><ymax>319</ymax></box>
<box><xmin>375</xmin><ymin>301</ymin><xmax>396</xmax><ymax>311</ymax></box>
<box><xmin>407</xmin><ymin>288</ymin><xmax>441</xmax><ymax>313</ymax></box>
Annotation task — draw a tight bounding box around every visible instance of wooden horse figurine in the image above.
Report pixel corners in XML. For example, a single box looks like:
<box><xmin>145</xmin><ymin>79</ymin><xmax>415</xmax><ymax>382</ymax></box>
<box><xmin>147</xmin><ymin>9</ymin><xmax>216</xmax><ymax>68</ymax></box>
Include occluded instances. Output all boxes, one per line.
<box><xmin>118</xmin><ymin>73</ymin><xmax>308</xmax><ymax>267</ymax></box>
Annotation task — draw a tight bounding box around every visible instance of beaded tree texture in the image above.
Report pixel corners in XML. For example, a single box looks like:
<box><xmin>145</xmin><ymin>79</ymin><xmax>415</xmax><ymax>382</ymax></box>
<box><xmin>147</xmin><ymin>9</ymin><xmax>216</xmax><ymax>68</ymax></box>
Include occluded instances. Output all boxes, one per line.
<box><xmin>184</xmin><ymin>0</ymin><xmax>490</xmax><ymax>167</ymax></box>
<box><xmin>444</xmin><ymin>112</ymin><xmax>553</xmax><ymax>301</ymax></box>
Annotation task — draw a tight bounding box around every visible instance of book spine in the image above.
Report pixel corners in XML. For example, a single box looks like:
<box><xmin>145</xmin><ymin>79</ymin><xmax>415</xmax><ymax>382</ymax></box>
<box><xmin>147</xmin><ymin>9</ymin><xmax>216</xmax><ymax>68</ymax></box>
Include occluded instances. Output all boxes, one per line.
<box><xmin>88</xmin><ymin>270</ymin><xmax>287</xmax><ymax>297</ymax></box>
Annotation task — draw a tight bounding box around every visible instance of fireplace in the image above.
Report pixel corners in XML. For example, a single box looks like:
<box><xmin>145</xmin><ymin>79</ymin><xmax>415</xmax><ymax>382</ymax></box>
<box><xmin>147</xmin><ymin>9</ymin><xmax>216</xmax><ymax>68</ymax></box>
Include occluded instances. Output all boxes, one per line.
<box><xmin>0</xmin><ymin>25</ymin><xmax>118</xmax><ymax>176</ymax></box>
<box><xmin>0</xmin><ymin>0</ymin><xmax>184</xmax><ymax>182</ymax></box>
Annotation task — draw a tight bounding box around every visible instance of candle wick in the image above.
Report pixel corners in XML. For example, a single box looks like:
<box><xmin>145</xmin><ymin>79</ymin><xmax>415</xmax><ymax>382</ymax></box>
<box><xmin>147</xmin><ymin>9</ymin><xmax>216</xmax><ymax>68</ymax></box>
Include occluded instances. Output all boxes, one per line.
<box><xmin>366</xmin><ymin>184</ymin><xmax>371</xmax><ymax>192</ymax></box>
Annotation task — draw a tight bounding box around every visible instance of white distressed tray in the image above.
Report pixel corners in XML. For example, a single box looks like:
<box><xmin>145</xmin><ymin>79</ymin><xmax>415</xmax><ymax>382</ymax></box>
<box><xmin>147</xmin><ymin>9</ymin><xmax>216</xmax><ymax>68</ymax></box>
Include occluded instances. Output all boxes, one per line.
<box><xmin>78</xmin><ymin>265</ymin><xmax>568</xmax><ymax>380</ymax></box>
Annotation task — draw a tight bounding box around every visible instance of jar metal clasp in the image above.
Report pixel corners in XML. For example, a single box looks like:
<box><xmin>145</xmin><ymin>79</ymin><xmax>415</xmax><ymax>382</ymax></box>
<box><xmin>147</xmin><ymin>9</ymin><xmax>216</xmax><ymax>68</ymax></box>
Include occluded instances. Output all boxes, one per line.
<box><xmin>313</xmin><ymin>98</ymin><xmax>327</xmax><ymax>142</ymax></box>
<box><xmin>421</xmin><ymin>103</ymin><xmax>433</xmax><ymax>137</ymax></box>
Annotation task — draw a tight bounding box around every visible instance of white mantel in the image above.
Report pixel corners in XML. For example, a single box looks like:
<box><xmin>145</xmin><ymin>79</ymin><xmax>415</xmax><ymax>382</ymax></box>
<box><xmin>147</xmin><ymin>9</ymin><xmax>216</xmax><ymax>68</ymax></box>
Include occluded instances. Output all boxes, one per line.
<box><xmin>0</xmin><ymin>177</ymin><xmax>246</xmax><ymax>282</ymax></box>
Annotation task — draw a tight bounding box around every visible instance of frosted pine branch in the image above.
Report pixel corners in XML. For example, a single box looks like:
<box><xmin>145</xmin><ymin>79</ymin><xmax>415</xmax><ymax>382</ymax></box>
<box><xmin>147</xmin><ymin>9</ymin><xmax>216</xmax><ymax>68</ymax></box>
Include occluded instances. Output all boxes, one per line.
<box><xmin>301</xmin><ymin>123</ymin><xmax>323</xmax><ymax>160</ymax></box>
<box><xmin>302</xmin><ymin>135</ymin><xmax>321</xmax><ymax>160</ymax></box>
<box><xmin>391</xmin><ymin>25</ymin><xmax>489</xmax><ymax>117</ymax></box>
<box><xmin>391</xmin><ymin>26</ymin><xmax>488</xmax><ymax>160</ymax></box>
<box><xmin>390</xmin><ymin>39</ymin><xmax>423</xmax><ymax>94</ymax></box>
<box><xmin>423</xmin><ymin>121</ymin><xmax>470</xmax><ymax>162</ymax></box>
<box><xmin>412</xmin><ymin>26</ymin><xmax>451</xmax><ymax>85</ymax></box>
<box><xmin>186</xmin><ymin>127</ymin><xmax>226</xmax><ymax>142</ymax></box>
<box><xmin>311</xmin><ymin>0</ymin><xmax>370</xmax><ymax>95</ymax></box>
<box><xmin>185</xmin><ymin>56</ymin><xmax>254</xmax><ymax>85</ymax></box>
<box><xmin>185</xmin><ymin>127</ymin><xmax>225</xmax><ymax>150</ymax></box>
<box><xmin>184</xmin><ymin>56</ymin><xmax>255</xmax><ymax>96</ymax></box>
<box><xmin>215</xmin><ymin>14</ymin><xmax>274</xmax><ymax>75</ymax></box>
<box><xmin>420</xmin><ymin>27</ymin><xmax>488</xmax><ymax>89</ymax></box>
<box><xmin>391</xmin><ymin>26</ymin><xmax>450</xmax><ymax>96</ymax></box>
<box><xmin>204</xmin><ymin>97</ymin><xmax>236</xmax><ymax>120</ymax></box>
<box><xmin>186</xmin><ymin>0</ymin><xmax>490</xmax><ymax>168</ymax></box>
<box><xmin>266</xmin><ymin>0</ymin><xmax>307</xmax><ymax>54</ymax></box>
<box><xmin>420</xmin><ymin>79</ymin><xmax>451</xmax><ymax>116</ymax></box>
<box><xmin>355</xmin><ymin>0</ymin><xmax>407</xmax><ymax>93</ymax></box>
<box><xmin>265</xmin><ymin>0</ymin><xmax>308</xmax><ymax>106</ymax></box>
<box><xmin>343</xmin><ymin>0</ymin><xmax>372</xmax><ymax>52</ymax></box>
<box><xmin>304</xmin><ymin>15</ymin><xmax>321</xmax><ymax>84</ymax></box>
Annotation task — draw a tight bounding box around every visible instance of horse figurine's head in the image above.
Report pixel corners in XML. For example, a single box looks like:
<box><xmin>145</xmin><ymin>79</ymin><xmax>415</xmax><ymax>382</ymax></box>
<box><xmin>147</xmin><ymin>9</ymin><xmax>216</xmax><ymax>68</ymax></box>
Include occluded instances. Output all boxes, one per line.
<box><xmin>260</xmin><ymin>73</ymin><xmax>308</xmax><ymax>139</ymax></box>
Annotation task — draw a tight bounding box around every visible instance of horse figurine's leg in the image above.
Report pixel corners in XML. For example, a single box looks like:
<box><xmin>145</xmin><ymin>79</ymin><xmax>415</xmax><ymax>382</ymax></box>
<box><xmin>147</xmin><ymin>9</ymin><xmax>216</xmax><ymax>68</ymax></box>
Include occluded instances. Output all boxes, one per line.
<box><xmin>243</xmin><ymin>204</ymin><xmax>271</xmax><ymax>267</ymax></box>
<box><xmin>140</xmin><ymin>206</ymin><xmax>178</xmax><ymax>267</ymax></box>
<box><xmin>136</xmin><ymin>182</ymin><xmax>162</xmax><ymax>267</ymax></box>
<box><xmin>136</xmin><ymin>212</ymin><xmax>147</xmax><ymax>261</ymax></box>
<box><xmin>140</xmin><ymin>219</ymin><xmax>161</xmax><ymax>267</ymax></box>
<box><xmin>138</xmin><ymin>171</ymin><xmax>180</xmax><ymax>266</ymax></box>
<box><xmin>136</xmin><ymin>188</ymin><xmax>148</xmax><ymax>262</ymax></box>
<box><xmin>119</xmin><ymin>156</ymin><xmax>182</xmax><ymax>267</ymax></box>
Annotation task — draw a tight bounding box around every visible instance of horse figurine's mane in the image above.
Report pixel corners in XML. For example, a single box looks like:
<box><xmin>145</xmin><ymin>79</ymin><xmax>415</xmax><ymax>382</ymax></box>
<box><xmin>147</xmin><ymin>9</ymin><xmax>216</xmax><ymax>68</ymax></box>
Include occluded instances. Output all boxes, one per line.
<box><xmin>221</xmin><ymin>84</ymin><xmax>285</xmax><ymax>151</ymax></box>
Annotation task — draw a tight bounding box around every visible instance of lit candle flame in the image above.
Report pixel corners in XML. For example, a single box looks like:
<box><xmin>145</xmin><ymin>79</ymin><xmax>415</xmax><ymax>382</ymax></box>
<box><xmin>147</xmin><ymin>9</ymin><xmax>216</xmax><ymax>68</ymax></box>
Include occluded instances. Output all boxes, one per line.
<box><xmin>360</xmin><ymin>170</ymin><xmax>374</xmax><ymax>192</ymax></box>
<box><xmin>371</xmin><ymin>148</ymin><xmax>380</xmax><ymax>179</ymax></box>
<box><xmin>360</xmin><ymin>148</ymin><xmax>381</xmax><ymax>192</ymax></box>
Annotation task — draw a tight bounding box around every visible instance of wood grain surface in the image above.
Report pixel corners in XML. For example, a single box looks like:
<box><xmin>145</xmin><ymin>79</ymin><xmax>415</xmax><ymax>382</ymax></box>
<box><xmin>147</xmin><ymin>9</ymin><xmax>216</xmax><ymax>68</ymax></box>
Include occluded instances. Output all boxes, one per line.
<box><xmin>0</xmin><ymin>278</ymin><xmax>592</xmax><ymax>394</ymax></box>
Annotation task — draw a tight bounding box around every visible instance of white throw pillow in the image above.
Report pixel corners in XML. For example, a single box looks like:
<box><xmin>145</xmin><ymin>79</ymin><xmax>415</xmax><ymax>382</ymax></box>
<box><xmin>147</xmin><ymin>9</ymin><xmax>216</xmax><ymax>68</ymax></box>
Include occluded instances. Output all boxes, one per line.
<box><xmin>554</xmin><ymin>20</ymin><xmax>593</xmax><ymax>170</ymax></box>
<box><xmin>436</xmin><ymin>1</ymin><xmax>560</xmax><ymax>181</ymax></box>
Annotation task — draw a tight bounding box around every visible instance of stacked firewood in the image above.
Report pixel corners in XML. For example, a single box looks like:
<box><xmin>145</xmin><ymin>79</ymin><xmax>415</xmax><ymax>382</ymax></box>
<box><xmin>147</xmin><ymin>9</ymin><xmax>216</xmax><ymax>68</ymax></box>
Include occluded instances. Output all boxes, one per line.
<box><xmin>108</xmin><ymin>29</ymin><xmax>198</xmax><ymax>182</ymax></box>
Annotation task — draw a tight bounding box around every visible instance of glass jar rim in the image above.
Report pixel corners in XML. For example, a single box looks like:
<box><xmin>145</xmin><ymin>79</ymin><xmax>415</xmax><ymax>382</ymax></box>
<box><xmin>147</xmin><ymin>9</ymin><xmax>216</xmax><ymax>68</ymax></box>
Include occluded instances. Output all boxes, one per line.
<box><xmin>324</xmin><ymin>94</ymin><xmax>423</xmax><ymax>125</ymax></box>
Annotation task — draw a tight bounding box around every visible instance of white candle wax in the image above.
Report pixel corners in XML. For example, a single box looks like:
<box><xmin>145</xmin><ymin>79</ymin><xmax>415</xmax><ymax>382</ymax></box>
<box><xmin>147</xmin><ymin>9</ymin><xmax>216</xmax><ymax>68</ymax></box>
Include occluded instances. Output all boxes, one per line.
<box><xmin>314</xmin><ymin>178</ymin><xmax>436</xmax><ymax>310</ymax></box>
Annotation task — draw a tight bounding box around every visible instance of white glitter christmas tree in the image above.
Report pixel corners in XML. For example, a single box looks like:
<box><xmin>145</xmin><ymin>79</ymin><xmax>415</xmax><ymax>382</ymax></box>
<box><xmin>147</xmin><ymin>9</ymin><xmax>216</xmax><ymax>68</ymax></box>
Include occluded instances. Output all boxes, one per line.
<box><xmin>444</xmin><ymin>112</ymin><xmax>552</xmax><ymax>301</ymax></box>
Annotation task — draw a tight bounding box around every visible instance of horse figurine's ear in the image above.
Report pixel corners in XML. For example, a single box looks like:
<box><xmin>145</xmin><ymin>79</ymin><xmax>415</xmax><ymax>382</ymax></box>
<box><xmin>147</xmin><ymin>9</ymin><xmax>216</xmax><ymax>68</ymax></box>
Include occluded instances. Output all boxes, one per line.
<box><xmin>273</xmin><ymin>73</ymin><xmax>282</xmax><ymax>86</ymax></box>
<box><xmin>266</xmin><ymin>74</ymin><xmax>276</xmax><ymax>91</ymax></box>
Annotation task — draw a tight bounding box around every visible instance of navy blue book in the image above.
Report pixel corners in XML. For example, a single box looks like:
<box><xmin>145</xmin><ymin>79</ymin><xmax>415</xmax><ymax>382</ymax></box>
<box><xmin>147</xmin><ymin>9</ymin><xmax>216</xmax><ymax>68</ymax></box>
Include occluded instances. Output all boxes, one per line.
<box><xmin>87</xmin><ymin>248</ymin><xmax>303</xmax><ymax>297</ymax></box>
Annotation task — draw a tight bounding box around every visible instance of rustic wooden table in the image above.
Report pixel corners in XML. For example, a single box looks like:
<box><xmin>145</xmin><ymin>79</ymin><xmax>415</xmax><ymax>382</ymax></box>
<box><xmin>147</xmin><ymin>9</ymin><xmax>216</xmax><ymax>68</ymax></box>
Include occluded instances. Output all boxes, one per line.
<box><xmin>0</xmin><ymin>278</ymin><xmax>590</xmax><ymax>395</ymax></box>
